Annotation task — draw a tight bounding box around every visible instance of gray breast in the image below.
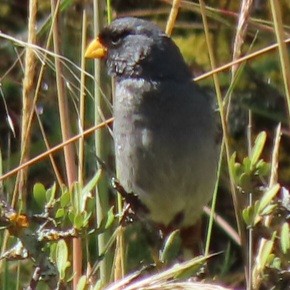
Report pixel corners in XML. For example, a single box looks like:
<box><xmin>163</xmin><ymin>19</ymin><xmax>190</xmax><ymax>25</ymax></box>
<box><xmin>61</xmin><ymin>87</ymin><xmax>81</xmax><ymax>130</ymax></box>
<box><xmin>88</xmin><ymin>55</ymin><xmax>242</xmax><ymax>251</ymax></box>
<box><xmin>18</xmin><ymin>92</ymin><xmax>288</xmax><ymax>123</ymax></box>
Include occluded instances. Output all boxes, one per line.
<box><xmin>113</xmin><ymin>78</ymin><xmax>219</xmax><ymax>226</ymax></box>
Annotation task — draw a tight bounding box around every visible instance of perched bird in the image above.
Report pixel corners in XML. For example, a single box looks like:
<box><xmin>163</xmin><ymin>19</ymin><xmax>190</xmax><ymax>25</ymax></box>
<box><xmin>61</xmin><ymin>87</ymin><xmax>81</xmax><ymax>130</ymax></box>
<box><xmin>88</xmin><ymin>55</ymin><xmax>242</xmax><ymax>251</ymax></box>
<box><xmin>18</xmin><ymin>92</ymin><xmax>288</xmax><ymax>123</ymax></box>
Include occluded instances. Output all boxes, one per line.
<box><xmin>85</xmin><ymin>17</ymin><xmax>219</xmax><ymax>228</ymax></box>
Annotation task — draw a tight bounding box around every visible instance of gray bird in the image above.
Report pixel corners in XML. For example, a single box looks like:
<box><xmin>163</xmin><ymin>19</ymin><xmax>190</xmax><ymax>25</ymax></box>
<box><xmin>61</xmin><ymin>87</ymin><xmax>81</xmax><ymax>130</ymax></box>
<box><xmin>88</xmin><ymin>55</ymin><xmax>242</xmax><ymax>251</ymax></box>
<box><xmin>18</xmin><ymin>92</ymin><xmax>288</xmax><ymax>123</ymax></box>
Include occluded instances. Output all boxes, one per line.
<box><xmin>85</xmin><ymin>17</ymin><xmax>219</xmax><ymax>228</ymax></box>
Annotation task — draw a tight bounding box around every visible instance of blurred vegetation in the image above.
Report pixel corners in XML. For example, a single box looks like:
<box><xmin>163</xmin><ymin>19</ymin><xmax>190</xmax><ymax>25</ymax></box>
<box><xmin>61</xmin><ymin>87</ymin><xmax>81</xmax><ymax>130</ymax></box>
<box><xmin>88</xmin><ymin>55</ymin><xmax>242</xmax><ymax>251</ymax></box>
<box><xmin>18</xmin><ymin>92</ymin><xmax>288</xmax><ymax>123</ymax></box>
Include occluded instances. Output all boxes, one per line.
<box><xmin>0</xmin><ymin>0</ymin><xmax>290</xmax><ymax>289</ymax></box>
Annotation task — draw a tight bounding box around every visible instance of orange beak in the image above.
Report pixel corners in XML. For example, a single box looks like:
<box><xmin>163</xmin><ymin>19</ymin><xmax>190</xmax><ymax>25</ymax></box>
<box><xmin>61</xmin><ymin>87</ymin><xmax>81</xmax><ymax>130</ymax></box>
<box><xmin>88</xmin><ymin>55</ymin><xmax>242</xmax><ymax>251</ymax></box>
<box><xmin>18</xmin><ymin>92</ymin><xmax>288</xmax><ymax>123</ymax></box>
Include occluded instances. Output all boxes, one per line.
<box><xmin>85</xmin><ymin>37</ymin><xmax>107</xmax><ymax>59</ymax></box>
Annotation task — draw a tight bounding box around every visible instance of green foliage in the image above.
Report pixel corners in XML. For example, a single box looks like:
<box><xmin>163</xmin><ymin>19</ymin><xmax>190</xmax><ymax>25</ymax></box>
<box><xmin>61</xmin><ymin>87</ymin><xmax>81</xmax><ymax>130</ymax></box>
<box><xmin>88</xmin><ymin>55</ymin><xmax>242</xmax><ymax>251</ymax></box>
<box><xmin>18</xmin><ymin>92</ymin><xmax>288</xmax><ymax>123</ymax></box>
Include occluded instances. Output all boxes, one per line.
<box><xmin>160</xmin><ymin>230</ymin><xmax>181</xmax><ymax>264</ymax></box>
<box><xmin>76</xmin><ymin>275</ymin><xmax>88</xmax><ymax>290</ymax></box>
<box><xmin>242</xmin><ymin>184</ymin><xmax>279</xmax><ymax>227</ymax></box>
<box><xmin>231</xmin><ymin>131</ymin><xmax>290</xmax><ymax>288</ymax></box>
<box><xmin>256</xmin><ymin>233</ymin><xmax>276</xmax><ymax>272</ymax></box>
<box><xmin>280</xmin><ymin>222</ymin><xmax>290</xmax><ymax>254</ymax></box>
<box><xmin>230</xmin><ymin>131</ymin><xmax>270</xmax><ymax>194</ymax></box>
<box><xmin>54</xmin><ymin>239</ymin><xmax>70</xmax><ymax>281</ymax></box>
<box><xmin>1</xmin><ymin>173</ymin><xmax>117</xmax><ymax>288</ymax></box>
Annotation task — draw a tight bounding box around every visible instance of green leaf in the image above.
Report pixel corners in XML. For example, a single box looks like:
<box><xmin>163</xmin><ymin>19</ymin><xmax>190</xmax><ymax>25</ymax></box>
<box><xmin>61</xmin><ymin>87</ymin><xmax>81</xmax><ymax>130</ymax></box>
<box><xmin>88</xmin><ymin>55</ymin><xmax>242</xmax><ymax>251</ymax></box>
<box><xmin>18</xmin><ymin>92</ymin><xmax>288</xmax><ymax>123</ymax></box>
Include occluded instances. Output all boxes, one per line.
<box><xmin>256</xmin><ymin>160</ymin><xmax>270</xmax><ymax>177</ymax></box>
<box><xmin>250</xmin><ymin>131</ymin><xmax>266</xmax><ymax>168</ymax></box>
<box><xmin>60</xmin><ymin>189</ymin><xmax>71</xmax><ymax>208</ymax></box>
<box><xmin>239</xmin><ymin>172</ymin><xmax>251</xmax><ymax>189</ymax></box>
<box><xmin>229</xmin><ymin>152</ymin><xmax>237</xmax><ymax>172</ymax></box>
<box><xmin>105</xmin><ymin>207</ymin><xmax>115</xmax><ymax>229</ymax></box>
<box><xmin>46</xmin><ymin>183</ymin><xmax>56</xmax><ymax>206</ymax></box>
<box><xmin>258</xmin><ymin>239</ymin><xmax>274</xmax><ymax>271</ymax></box>
<box><xmin>74</xmin><ymin>170</ymin><xmax>102</xmax><ymax>214</ymax></box>
<box><xmin>74</xmin><ymin>213</ymin><xmax>85</xmax><ymax>230</ymax></box>
<box><xmin>173</xmin><ymin>256</ymin><xmax>208</xmax><ymax>279</ymax></box>
<box><xmin>68</xmin><ymin>212</ymin><xmax>75</xmax><ymax>224</ymax></box>
<box><xmin>280</xmin><ymin>222</ymin><xmax>290</xmax><ymax>254</ymax></box>
<box><xmin>257</xmin><ymin>184</ymin><xmax>280</xmax><ymax>214</ymax></box>
<box><xmin>96</xmin><ymin>207</ymin><xmax>115</xmax><ymax>233</ymax></box>
<box><xmin>72</xmin><ymin>182</ymin><xmax>81</xmax><ymax>213</ymax></box>
<box><xmin>266</xmin><ymin>253</ymin><xmax>276</xmax><ymax>265</ymax></box>
<box><xmin>56</xmin><ymin>239</ymin><xmax>70</xmax><ymax>280</ymax></box>
<box><xmin>33</xmin><ymin>183</ymin><xmax>46</xmax><ymax>207</ymax></box>
<box><xmin>55</xmin><ymin>208</ymin><xmax>65</xmax><ymax>219</ymax></box>
<box><xmin>76</xmin><ymin>276</ymin><xmax>88</xmax><ymax>290</ymax></box>
<box><xmin>271</xmin><ymin>257</ymin><xmax>281</xmax><ymax>270</ymax></box>
<box><xmin>82</xmin><ymin>212</ymin><xmax>92</xmax><ymax>228</ymax></box>
<box><xmin>242</xmin><ymin>205</ymin><xmax>255</xmax><ymax>226</ymax></box>
<box><xmin>243</xmin><ymin>157</ymin><xmax>252</xmax><ymax>174</ymax></box>
<box><xmin>260</xmin><ymin>204</ymin><xmax>276</xmax><ymax>216</ymax></box>
<box><xmin>93</xmin><ymin>280</ymin><xmax>103</xmax><ymax>290</ymax></box>
<box><xmin>233</xmin><ymin>163</ymin><xmax>243</xmax><ymax>184</ymax></box>
<box><xmin>160</xmin><ymin>230</ymin><xmax>181</xmax><ymax>264</ymax></box>
<box><xmin>82</xmin><ymin>169</ymin><xmax>102</xmax><ymax>197</ymax></box>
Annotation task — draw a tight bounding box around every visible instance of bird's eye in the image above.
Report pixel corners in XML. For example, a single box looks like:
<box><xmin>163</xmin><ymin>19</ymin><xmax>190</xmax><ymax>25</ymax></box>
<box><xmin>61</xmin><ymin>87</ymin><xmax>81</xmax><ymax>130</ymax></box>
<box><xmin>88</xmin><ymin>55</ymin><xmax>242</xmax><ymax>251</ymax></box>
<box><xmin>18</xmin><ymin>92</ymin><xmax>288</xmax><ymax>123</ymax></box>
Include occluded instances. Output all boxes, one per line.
<box><xmin>109</xmin><ymin>29</ymin><xmax>131</xmax><ymax>47</ymax></box>
<box><xmin>110</xmin><ymin>34</ymin><xmax>122</xmax><ymax>46</ymax></box>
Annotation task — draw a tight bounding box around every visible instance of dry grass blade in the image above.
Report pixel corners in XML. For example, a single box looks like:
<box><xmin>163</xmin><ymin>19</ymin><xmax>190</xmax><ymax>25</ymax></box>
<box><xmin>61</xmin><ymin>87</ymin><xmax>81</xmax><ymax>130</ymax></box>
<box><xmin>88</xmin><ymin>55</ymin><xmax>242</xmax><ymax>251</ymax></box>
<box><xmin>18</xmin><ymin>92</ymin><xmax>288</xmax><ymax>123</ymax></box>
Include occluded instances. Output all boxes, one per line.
<box><xmin>16</xmin><ymin>0</ymin><xmax>38</xmax><ymax>204</ymax></box>
<box><xmin>0</xmin><ymin>118</ymin><xmax>113</xmax><ymax>182</ymax></box>
<box><xmin>165</xmin><ymin>0</ymin><xmax>181</xmax><ymax>36</ymax></box>
<box><xmin>106</xmin><ymin>255</ymin><xmax>230</xmax><ymax>290</ymax></box>
<box><xmin>269</xmin><ymin>0</ymin><xmax>290</xmax><ymax>125</ymax></box>
<box><xmin>195</xmin><ymin>37</ymin><xmax>290</xmax><ymax>82</ymax></box>
<box><xmin>269</xmin><ymin>123</ymin><xmax>282</xmax><ymax>187</ymax></box>
<box><xmin>232</xmin><ymin>0</ymin><xmax>253</xmax><ymax>75</ymax></box>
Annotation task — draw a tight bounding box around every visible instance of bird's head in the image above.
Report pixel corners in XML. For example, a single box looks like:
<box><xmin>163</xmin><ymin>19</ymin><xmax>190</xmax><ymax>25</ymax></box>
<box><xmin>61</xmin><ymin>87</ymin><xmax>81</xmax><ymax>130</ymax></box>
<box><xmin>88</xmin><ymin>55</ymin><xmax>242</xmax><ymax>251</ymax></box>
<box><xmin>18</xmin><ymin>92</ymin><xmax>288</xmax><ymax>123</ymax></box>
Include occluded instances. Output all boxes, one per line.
<box><xmin>85</xmin><ymin>17</ymin><xmax>191</xmax><ymax>81</ymax></box>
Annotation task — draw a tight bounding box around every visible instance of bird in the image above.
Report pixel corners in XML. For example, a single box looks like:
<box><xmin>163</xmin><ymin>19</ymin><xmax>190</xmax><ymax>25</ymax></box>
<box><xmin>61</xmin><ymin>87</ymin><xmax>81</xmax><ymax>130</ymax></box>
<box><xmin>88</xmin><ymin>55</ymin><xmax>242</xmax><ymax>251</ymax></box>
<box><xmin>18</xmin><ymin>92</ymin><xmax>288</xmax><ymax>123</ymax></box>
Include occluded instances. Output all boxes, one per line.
<box><xmin>85</xmin><ymin>17</ymin><xmax>219</xmax><ymax>229</ymax></box>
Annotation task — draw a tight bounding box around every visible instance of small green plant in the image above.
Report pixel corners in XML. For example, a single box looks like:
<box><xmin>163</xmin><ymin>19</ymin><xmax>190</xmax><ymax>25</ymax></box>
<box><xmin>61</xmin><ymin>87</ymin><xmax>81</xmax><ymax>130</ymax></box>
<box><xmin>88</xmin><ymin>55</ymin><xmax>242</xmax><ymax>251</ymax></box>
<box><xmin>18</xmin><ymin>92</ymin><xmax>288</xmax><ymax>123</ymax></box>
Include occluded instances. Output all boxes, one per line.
<box><xmin>231</xmin><ymin>131</ymin><xmax>290</xmax><ymax>288</ymax></box>
<box><xmin>0</xmin><ymin>170</ymin><xmax>116</xmax><ymax>289</ymax></box>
